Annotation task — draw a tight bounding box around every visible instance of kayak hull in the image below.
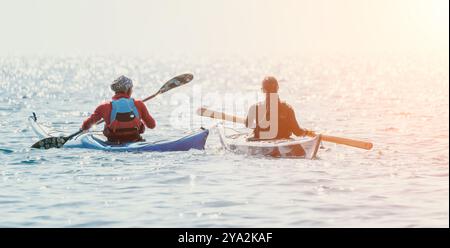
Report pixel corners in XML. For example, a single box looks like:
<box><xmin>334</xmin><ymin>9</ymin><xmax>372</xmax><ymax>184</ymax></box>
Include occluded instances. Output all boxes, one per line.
<box><xmin>218</xmin><ymin>126</ymin><xmax>321</xmax><ymax>159</ymax></box>
<box><xmin>81</xmin><ymin>130</ymin><xmax>209</xmax><ymax>152</ymax></box>
<box><xmin>29</xmin><ymin>116</ymin><xmax>209</xmax><ymax>152</ymax></box>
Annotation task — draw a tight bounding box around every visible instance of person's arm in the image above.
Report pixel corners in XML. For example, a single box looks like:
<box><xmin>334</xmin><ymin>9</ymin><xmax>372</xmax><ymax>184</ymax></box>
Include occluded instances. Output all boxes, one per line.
<box><xmin>289</xmin><ymin>108</ymin><xmax>314</xmax><ymax>137</ymax></box>
<box><xmin>81</xmin><ymin>104</ymin><xmax>106</xmax><ymax>130</ymax></box>
<box><xmin>136</xmin><ymin>101</ymin><xmax>156</xmax><ymax>129</ymax></box>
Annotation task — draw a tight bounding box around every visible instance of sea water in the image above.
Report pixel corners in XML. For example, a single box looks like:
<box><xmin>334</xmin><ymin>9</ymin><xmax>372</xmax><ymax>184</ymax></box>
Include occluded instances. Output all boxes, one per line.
<box><xmin>0</xmin><ymin>54</ymin><xmax>448</xmax><ymax>227</ymax></box>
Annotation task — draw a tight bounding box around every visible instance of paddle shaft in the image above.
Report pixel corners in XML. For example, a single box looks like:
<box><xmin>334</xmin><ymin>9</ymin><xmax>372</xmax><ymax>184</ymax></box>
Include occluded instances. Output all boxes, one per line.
<box><xmin>197</xmin><ymin>107</ymin><xmax>373</xmax><ymax>150</ymax></box>
<box><xmin>197</xmin><ymin>107</ymin><xmax>246</xmax><ymax>125</ymax></box>
<box><xmin>316</xmin><ymin>134</ymin><xmax>373</xmax><ymax>150</ymax></box>
<box><xmin>67</xmin><ymin>129</ymin><xmax>83</xmax><ymax>140</ymax></box>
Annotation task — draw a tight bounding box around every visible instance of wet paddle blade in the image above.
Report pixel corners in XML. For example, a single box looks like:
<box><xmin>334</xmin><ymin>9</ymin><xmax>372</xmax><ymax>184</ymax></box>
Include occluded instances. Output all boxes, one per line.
<box><xmin>158</xmin><ymin>73</ymin><xmax>193</xmax><ymax>94</ymax></box>
<box><xmin>31</xmin><ymin>136</ymin><xmax>68</xmax><ymax>149</ymax></box>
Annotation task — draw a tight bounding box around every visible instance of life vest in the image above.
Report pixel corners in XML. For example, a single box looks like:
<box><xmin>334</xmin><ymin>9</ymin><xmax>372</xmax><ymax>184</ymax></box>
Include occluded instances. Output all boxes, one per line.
<box><xmin>105</xmin><ymin>98</ymin><xmax>142</xmax><ymax>143</ymax></box>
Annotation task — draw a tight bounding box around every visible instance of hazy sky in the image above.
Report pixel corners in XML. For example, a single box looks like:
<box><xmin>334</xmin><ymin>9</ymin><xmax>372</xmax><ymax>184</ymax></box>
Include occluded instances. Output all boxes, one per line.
<box><xmin>0</xmin><ymin>0</ymin><xmax>448</xmax><ymax>56</ymax></box>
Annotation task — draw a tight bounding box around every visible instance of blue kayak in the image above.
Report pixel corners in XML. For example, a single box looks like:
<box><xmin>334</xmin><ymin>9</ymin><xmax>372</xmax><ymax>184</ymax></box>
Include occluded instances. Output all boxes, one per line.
<box><xmin>29</xmin><ymin>116</ymin><xmax>209</xmax><ymax>152</ymax></box>
<box><xmin>81</xmin><ymin>129</ymin><xmax>209</xmax><ymax>152</ymax></box>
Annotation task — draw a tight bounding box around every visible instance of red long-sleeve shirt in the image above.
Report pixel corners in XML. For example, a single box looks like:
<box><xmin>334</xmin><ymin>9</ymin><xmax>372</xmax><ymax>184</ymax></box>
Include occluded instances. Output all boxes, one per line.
<box><xmin>81</xmin><ymin>93</ymin><xmax>156</xmax><ymax>132</ymax></box>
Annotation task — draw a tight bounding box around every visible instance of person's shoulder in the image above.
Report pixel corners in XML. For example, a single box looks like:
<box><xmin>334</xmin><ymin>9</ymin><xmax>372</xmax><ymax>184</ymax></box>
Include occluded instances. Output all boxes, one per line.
<box><xmin>97</xmin><ymin>101</ymin><xmax>111</xmax><ymax>109</ymax></box>
<box><xmin>280</xmin><ymin>101</ymin><xmax>294</xmax><ymax>110</ymax></box>
<box><xmin>133</xmin><ymin>99</ymin><xmax>147</xmax><ymax>108</ymax></box>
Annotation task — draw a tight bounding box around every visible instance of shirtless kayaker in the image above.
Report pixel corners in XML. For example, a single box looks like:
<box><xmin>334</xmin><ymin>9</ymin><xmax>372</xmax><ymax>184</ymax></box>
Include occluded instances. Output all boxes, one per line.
<box><xmin>245</xmin><ymin>76</ymin><xmax>315</xmax><ymax>140</ymax></box>
<box><xmin>81</xmin><ymin>75</ymin><xmax>156</xmax><ymax>143</ymax></box>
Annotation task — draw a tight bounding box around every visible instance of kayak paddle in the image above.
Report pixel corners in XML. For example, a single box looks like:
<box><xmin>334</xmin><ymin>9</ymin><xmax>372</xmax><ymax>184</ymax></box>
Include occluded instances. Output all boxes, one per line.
<box><xmin>196</xmin><ymin>107</ymin><xmax>373</xmax><ymax>150</ymax></box>
<box><xmin>31</xmin><ymin>73</ymin><xmax>194</xmax><ymax>149</ymax></box>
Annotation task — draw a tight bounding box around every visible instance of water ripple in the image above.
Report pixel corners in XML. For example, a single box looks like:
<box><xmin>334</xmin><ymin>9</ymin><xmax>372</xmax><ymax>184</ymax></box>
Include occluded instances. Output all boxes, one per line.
<box><xmin>0</xmin><ymin>55</ymin><xmax>448</xmax><ymax>227</ymax></box>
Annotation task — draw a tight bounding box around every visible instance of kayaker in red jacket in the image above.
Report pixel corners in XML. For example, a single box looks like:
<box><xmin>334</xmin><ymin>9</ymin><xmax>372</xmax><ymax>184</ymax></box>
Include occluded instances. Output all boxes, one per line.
<box><xmin>245</xmin><ymin>76</ymin><xmax>315</xmax><ymax>140</ymax></box>
<box><xmin>81</xmin><ymin>75</ymin><xmax>156</xmax><ymax>143</ymax></box>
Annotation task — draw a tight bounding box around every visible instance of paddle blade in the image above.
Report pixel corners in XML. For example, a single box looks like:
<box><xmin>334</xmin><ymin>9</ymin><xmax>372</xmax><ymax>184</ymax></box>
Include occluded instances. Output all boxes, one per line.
<box><xmin>31</xmin><ymin>136</ymin><xmax>68</xmax><ymax>149</ymax></box>
<box><xmin>158</xmin><ymin>73</ymin><xmax>193</xmax><ymax>94</ymax></box>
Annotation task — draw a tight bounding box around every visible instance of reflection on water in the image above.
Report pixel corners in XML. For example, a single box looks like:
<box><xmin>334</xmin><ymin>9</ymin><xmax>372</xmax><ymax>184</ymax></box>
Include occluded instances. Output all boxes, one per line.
<box><xmin>0</xmin><ymin>54</ymin><xmax>448</xmax><ymax>227</ymax></box>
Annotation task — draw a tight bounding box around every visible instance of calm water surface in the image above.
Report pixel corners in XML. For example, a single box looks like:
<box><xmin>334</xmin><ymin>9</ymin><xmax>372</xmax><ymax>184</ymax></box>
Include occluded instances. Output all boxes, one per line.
<box><xmin>0</xmin><ymin>55</ymin><xmax>448</xmax><ymax>227</ymax></box>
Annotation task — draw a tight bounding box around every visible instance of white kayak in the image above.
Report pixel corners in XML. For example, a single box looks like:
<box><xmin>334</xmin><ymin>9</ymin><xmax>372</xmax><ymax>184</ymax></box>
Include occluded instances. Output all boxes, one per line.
<box><xmin>217</xmin><ymin>125</ymin><xmax>321</xmax><ymax>159</ymax></box>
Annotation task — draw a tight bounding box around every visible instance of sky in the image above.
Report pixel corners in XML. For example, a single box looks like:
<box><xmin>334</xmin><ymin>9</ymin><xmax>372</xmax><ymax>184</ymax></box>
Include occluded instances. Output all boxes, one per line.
<box><xmin>0</xmin><ymin>0</ymin><xmax>448</xmax><ymax>56</ymax></box>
